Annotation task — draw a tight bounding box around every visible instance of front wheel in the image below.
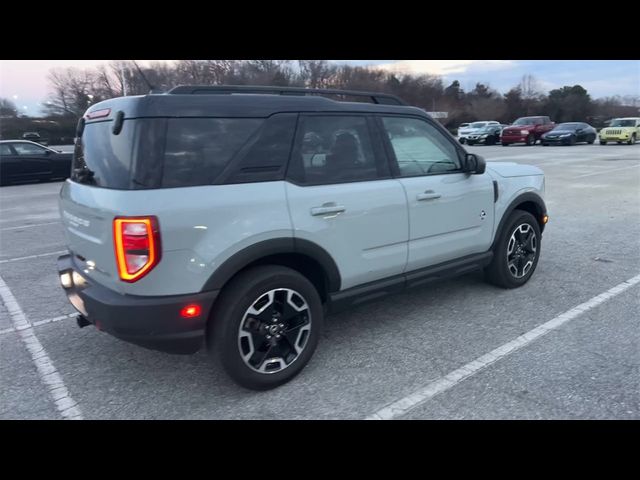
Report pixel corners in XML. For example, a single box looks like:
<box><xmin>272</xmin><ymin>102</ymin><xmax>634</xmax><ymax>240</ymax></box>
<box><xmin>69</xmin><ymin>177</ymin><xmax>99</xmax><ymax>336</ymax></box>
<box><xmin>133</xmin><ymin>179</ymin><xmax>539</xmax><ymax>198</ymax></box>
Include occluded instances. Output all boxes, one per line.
<box><xmin>207</xmin><ymin>265</ymin><xmax>323</xmax><ymax>390</ymax></box>
<box><xmin>526</xmin><ymin>134</ymin><xmax>535</xmax><ymax>146</ymax></box>
<box><xmin>600</xmin><ymin>140</ymin><xmax>607</xmax><ymax>145</ymax></box>
<box><xmin>629</xmin><ymin>134</ymin><xmax>636</xmax><ymax>145</ymax></box>
<box><xmin>484</xmin><ymin>210</ymin><xmax>542</xmax><ymax>289</ymax></box>
<box><xmin>502</xmin><ymin>142</ymin><xmax>509</xmax><ymax>147</ymax></box>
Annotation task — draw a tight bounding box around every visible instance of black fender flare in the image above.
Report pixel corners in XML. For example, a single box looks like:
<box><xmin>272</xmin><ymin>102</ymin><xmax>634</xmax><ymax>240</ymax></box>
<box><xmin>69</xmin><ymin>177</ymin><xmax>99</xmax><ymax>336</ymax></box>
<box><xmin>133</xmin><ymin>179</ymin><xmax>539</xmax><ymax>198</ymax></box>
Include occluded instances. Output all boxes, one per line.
<box><xmin>491</xmin><ymin>192</ymin><xmax>547</xmax><ymax>250</ymax></box>
<box><xmin>201</xmin><ymin>238</ymin><xmax>341</xmax><ymax>293</ymax></box>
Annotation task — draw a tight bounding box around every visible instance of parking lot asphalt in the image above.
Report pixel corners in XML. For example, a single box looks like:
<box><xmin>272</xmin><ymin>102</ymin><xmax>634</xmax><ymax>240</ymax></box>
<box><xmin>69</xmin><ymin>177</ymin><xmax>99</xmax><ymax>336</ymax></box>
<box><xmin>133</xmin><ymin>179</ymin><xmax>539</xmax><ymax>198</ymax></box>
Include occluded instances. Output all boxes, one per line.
<box><xmin>1</xmin><ymin>143</ymin><xmax>639</xmax><ymax>419</ymax></box>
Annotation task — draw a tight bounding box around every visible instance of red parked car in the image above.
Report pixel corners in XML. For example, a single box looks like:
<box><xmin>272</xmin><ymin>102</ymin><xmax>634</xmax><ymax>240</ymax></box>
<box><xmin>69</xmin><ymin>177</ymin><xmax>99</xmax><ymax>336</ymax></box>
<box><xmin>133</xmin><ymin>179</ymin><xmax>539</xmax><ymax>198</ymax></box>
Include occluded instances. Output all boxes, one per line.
<box><xmin>501</xmin><ymin>116</ymin><xmax>555</xmax><ymax>146</ymax></box>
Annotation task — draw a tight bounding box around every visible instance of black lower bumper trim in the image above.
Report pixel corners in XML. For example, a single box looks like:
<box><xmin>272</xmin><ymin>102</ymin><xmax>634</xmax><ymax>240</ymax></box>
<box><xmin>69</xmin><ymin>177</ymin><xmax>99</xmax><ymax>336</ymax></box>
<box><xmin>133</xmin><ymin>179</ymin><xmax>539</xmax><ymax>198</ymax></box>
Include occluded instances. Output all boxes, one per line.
<box><xmin>57</xmin><ymin>254</ymin><xmax>219</xmax><ymax>354</ymax></box>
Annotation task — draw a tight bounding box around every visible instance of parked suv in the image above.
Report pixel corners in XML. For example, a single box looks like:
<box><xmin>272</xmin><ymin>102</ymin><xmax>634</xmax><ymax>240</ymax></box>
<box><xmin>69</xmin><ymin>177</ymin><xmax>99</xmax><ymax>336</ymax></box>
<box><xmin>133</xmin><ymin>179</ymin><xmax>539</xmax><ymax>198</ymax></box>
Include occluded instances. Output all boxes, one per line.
<box><xmin>501</xmin><ymin>116</ymin><xmax>555</xmax><ymax>146</ymax></box>
<box><xmin>598</xmin><ymin>117</ymin><xmax>640</xmax><ymax>145</ymax></box>
<box><xmin>57</xmin><ymin>85</ymin><xmax>548</xmax><ymax>390</ymax></box>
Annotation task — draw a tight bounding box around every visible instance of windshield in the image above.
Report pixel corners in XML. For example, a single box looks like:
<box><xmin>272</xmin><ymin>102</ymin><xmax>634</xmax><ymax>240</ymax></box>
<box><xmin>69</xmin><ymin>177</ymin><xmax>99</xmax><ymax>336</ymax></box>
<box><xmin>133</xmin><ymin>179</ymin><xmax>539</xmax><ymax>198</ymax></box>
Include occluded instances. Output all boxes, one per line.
<box><xmin>513</xmin><ymin>117</ymin><xmax>542</xmax><ymax>126</ymax></box>
<box><xmin>609</xmin><ymin>119</ymin><xmax>636</xmax><ymax>127</ymax></box>
<box><xmin>469</xmin><ymin>122</ymin><xmax>488</xmax><ymax>129</ymax></box>
<box><xmin>555</xmin><ymin>123</ymin><xmax>581</xmax><ymax>130</ymax></box>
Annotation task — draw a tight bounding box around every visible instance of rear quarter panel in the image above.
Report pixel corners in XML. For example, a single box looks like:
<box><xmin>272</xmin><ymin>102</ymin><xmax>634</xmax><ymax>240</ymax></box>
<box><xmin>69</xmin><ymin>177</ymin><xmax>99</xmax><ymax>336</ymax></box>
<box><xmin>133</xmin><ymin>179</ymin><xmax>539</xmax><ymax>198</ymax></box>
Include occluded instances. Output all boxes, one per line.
<box><xmin>60</xmin><ymin>181</ymin><xmax>292</xmax><ymax>296</ymax></box>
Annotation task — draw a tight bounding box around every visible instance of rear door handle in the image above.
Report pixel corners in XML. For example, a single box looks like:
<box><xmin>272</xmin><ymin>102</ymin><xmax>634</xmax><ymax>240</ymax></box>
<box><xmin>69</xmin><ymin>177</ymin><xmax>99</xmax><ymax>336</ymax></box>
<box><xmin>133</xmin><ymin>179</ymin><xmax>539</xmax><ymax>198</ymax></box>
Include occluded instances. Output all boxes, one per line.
<box><xmin>310</xmin><ymin>203</ymin><xmax>346</xmax><ymax>217</ymax></box>
<box><xmin>417</xmin><ymin>190</ymin><xmax>441</xmax><ymax>201</ymax></box>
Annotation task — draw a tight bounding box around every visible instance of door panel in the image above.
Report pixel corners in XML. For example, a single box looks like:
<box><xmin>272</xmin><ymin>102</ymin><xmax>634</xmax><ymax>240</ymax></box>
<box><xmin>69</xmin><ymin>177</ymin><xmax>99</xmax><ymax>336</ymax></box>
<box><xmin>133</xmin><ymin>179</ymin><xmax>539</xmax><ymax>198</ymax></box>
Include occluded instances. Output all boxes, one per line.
<box><xmin>12</xmin><ymin>142</ymin><xmax>52</xmax><ymax>177</ymax></box>
<box><xmin>285</xmin><ymin>114</ymin><xmax>409</xmax><ymax>290</ymax></box>
<box><xmin>286</xmin><ymin>180</ymin><xmax>409</xmax><ymax>289</ymax></box>
<box><xmin>398</xmin><ymin>173</ymin><xmax>495</xmax><ymax>270</ymax></box>
<box><xmin>378</xmin><ymin>115</ymin><xmax>495</xmax><ymax>271</ymax></box>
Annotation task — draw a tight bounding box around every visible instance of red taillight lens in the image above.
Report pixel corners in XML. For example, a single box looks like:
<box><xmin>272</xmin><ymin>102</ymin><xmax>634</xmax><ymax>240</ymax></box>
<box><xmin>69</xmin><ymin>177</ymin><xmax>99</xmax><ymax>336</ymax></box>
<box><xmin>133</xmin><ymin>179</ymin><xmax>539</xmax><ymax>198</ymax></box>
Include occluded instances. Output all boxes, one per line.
<box><xmin>180</xmin><ymin>304</ymin><xmax>202</xmax><ymax>318</ymax></box>
<box><xmin>113</xmin><ymin>216</ymin><xmax>161</xmax><ymax>282</ymax></box>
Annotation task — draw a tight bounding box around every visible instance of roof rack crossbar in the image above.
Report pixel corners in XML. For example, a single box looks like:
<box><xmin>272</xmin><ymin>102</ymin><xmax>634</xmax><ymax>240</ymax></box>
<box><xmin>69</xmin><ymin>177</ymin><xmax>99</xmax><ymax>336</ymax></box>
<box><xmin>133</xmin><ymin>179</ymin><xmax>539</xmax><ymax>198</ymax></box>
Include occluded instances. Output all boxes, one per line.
<box><xmin>167</xmin><ymin>85</ymin><xmax>406</xmax><ymax>105</ymax></box>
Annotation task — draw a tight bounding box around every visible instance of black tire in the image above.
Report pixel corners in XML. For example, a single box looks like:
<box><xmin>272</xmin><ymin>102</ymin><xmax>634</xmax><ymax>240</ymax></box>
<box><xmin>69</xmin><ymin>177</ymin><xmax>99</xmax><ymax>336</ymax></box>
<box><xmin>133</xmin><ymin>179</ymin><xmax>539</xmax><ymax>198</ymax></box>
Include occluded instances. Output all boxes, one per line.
<box><xmin>587</xmin><ymin>136</ymin><xmax>595</xmax><ymax>144</ymax></box>
<box><xmin>542</xmin><ymin>142</ymin><xmax>548</xmax><ymax>146</ymax></box>
<box><xmin>525</xmin><ymin>134</ymin><xmax>535</xmax><ymax>146</ymax></box>
<box><xmin>484</xmin><ymin>210</ymin><xmax>542</xmax><ymax>289</ymax></box>
<box><xmin>207</xmin><ymin>265</ymin><xmax>323</xmax><ymax>390</ymax></box>
<box><xmin>600</xmin><ymin>140</ymin><xmax>607</xmax><ymax>145</ymax></box>
<box><xmin>567</xmin><ymin>135</ymin><xmax>576</xmax><ymax>146</ymax></box>
<box><xmin>501</xmin><ymin>142</ymin><xmax>509</xmax><ymax>147</ymax></box>
<box><xmin>629</xmin><ymin>134</ymin><xmax>636</xmax><ymax>145</ymax></box>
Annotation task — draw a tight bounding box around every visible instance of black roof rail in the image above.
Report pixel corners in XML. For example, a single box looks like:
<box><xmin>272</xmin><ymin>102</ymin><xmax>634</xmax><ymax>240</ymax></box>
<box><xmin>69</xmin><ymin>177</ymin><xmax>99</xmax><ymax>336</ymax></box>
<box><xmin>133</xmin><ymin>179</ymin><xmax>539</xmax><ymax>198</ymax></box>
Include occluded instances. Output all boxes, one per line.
<box><xmin>166</xmin><ymin>85</ymin><xmax>407</xmax><ymax>106</ymax></box>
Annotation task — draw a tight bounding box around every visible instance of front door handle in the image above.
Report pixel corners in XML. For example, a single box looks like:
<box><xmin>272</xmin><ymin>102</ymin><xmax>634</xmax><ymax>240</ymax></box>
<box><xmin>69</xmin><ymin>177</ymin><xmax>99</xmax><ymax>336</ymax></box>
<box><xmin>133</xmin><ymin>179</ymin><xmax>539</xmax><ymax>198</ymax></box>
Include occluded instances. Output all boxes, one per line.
<box><xmin>417</xmin><ymin>190</ymin><xmax>441</xmax><ymax>201</ymax></box>
<box><xmin>310</xmin><ymin>203</ymin><xmax>346</xmax><ymax>217</ymax></box>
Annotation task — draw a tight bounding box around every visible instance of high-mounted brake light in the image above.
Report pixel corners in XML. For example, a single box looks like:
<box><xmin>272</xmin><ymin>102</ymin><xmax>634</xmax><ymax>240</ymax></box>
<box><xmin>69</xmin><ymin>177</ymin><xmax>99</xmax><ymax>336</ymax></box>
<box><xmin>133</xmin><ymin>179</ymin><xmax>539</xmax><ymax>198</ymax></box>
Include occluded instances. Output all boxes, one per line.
<box><xmin>113</xmin><ymin>216</ymin><xmax>161</xmax><ymax>282</ymax></box>
<box><xmin>85</xmin><ymin>108</ymin><xmax>111</xmax><ymax>119</ymax></box>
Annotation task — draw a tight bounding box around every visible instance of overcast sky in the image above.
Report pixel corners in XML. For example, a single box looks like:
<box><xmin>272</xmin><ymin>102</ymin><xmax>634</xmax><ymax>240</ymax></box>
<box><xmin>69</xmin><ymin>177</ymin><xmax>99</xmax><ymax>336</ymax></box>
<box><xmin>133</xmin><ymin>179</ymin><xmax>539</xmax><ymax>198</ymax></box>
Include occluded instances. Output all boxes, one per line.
<box><xmin>1</xmin><ymin>60</ymin><xmax>638</xmax><ymax>116</ymax></box>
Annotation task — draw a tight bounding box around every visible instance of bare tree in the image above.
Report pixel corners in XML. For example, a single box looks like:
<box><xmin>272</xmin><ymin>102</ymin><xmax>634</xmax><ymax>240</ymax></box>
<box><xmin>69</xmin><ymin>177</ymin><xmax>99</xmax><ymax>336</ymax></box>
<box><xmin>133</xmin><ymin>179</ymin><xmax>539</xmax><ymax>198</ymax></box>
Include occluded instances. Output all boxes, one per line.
<box><xmin>0</xmin><ymin>97</ymin><xmax>18</xmax><ymax>117</ymax></box>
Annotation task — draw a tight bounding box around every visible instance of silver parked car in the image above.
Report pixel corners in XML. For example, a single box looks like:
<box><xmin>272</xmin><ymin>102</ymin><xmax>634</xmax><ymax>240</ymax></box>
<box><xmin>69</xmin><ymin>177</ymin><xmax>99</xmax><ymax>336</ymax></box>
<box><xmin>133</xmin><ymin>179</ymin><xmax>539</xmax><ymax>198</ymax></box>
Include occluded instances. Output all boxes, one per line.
<box><xmin>57</xmin><ymin>86</ymin><xmax>548</xmax><ymax>390</ymax></box>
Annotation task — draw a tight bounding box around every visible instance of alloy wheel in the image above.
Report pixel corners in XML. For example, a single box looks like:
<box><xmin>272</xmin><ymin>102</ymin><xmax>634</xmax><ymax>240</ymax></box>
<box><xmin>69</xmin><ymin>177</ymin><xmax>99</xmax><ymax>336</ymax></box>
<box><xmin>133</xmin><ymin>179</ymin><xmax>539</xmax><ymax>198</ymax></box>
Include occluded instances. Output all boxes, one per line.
<box><xmin>238</xmin><ymin>288</ymin><xmax>312</xmax><ymax>374</ymax></box>
<box><xmin>506</xmin><ymin>223</ymin><xmax>537</xmax><ymax>279</ymax></box>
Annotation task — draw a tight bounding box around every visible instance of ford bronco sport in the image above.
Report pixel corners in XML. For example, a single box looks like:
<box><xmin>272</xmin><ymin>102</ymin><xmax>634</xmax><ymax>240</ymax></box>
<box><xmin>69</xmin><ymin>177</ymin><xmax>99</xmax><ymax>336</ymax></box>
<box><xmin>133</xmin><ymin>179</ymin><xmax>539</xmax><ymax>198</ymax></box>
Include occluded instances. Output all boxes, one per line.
<box><xmin>57</xmin><ymin>85</ymin><xmax>548</xmax><ymax>390</ymax></box>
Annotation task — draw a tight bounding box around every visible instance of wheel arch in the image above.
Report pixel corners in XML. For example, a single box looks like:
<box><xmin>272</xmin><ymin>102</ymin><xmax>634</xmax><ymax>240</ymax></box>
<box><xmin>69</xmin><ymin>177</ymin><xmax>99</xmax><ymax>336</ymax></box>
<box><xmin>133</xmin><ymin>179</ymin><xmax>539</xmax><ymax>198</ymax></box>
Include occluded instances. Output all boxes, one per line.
<box><xmin>201</xmin><ymin>238</ymin><xmax>341</xmax><ymax>303</ymax></box>
<box><xmin>491</xmin><ymin>192</ymin><xmax>547</xmax><ymax>250</ymax></box>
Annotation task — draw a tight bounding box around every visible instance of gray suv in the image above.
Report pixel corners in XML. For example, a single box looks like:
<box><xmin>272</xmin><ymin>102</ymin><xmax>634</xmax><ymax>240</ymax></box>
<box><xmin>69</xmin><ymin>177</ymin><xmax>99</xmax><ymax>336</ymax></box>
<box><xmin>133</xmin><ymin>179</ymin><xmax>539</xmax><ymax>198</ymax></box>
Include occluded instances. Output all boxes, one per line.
<box><xmin>57</xmin><ymin>85</ymin><xmax>548</xmax><ymax>390</ymax></box>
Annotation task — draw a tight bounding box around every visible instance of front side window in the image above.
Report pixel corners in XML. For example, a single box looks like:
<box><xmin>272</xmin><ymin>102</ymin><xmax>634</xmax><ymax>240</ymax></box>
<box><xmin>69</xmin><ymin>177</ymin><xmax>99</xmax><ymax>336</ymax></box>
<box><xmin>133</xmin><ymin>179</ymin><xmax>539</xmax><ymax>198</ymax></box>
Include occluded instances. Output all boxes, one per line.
<box><xmin>13</xmin><ymin>143</ymin><xmax>47</xmax><ymax>155</ymax></box>
<box><xmin>382</xmin><ymin>116</ymin><xmax>461</xmax><ymax>177</ymax></box>
<box><xmin>0</xmin><ymin>144</ymin><xmax>13</xmax><ymax>155</ymax></box>
<box><xmin>289</xmin><ymin>115</ymin><xmax>383</xmax><ymax>185</ymax></box>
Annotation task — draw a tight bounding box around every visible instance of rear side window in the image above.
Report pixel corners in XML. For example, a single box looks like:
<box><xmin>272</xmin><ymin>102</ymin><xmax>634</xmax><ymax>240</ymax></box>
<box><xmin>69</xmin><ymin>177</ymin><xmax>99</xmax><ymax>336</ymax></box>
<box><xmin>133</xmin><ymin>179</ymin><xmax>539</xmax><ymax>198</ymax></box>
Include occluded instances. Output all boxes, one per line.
<box><xmin>288</xmin><ymin>115</ymin><xmax>387</xmax><ymax>185</ymax></box>
<box><xmin>163</xmin><ymin>118</ymin><xmax>263</xmax><ymax>187</ymax></box>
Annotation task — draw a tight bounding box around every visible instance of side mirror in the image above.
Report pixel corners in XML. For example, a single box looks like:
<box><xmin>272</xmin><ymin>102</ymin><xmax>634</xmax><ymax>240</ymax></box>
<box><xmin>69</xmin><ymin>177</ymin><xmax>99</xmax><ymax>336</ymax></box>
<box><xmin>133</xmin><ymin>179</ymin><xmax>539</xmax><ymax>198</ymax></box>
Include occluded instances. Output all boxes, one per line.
<box><xmin>464</xmin><ymin>153</ymin><xmax>486</xmax><ymax>175</ymax></box>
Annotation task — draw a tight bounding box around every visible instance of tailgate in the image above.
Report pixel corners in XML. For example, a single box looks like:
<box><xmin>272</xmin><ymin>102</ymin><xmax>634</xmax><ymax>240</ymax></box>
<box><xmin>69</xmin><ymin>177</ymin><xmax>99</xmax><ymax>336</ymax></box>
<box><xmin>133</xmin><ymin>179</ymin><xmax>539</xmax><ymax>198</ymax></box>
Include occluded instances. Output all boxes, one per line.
<box><xmin>59</xmin><ymin>181</ymin><xmax>123</xmax><ymax>293</ymax></box>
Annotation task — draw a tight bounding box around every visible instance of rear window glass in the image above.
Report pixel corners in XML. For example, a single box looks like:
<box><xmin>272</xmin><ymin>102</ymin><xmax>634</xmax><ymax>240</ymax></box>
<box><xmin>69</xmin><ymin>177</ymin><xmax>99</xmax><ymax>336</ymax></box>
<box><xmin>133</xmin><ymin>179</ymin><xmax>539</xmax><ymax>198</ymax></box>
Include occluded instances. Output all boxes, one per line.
<box><xmin>72</xmin><ymin>120</ymin><xmax>136</xmax><ymax>188</ymax></box>
<box><xmin>162</xmin><ymin>118</ymin><xmax>263</xmax><ymax>187</ymax></box>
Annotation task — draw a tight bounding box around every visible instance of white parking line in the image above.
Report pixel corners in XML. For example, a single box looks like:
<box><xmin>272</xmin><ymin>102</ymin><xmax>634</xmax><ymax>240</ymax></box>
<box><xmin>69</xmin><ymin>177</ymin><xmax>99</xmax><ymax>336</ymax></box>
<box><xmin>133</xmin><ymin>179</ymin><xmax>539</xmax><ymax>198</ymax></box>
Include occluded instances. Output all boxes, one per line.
<box><xmin>1</xmin><ymin>221</ymin><xmax>60</xmax><ymax>231</ymax></box>
<box><xmin>0</xmin><ymin>274</ymin><xmax>83</xmax><ymax>420</ymax></box>
<box><xmin>0</xmin><ymin>250</ymin><xmax>67</xmax><ymax>264</ymax></box>
<box><xmin>0</xmin><ymin>313</ymin><xmax>76</xmax><ymax>336</ymax></box>
<box><xmin>366</xmin><ymin>273</ymin><xmax>640</xmax><ymax>420</ymax></box>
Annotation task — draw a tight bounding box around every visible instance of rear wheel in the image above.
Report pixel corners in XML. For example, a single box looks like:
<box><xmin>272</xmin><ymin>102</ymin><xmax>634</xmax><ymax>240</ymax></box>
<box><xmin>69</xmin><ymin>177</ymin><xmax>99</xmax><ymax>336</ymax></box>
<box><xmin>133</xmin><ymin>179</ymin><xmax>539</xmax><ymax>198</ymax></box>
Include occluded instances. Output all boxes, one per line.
<box><xmin>207</xmin><ymin>265</ymin><xmax>323</xmax><ymax>390</ymax></box>
<box><xmin>526</xmin><ymin>134</ymin><xmax>535</xmax><ymax>146</ymax></box>
<box><xmin>485</xmin><ymin>210</ymin><xmax>541</xmax><ymax>289</ymax></box>
<box><xmin>502</xmin><ymin>142</ymin><xmax>509</xmax><ymax>147</ymax></box>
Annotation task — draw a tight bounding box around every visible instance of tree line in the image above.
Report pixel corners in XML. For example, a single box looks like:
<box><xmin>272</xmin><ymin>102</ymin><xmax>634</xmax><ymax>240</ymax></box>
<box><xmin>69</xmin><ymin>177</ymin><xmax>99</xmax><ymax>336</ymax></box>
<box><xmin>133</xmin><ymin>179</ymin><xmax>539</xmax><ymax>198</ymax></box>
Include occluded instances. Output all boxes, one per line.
<box><xmin>1</xmin><ymin>60</ymin><xmax>638</xmax><ymax>138</ymax></box>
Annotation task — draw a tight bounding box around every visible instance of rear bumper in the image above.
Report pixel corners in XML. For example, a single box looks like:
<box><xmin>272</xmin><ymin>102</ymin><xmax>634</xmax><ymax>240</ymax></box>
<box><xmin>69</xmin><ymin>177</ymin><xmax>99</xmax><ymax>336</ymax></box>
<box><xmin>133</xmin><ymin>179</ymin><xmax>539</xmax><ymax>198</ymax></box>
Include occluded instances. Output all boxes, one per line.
<box><xmin>57</xmin><ymin>254</ymin><xmax>219</xmax><ymax>354</ymax></box>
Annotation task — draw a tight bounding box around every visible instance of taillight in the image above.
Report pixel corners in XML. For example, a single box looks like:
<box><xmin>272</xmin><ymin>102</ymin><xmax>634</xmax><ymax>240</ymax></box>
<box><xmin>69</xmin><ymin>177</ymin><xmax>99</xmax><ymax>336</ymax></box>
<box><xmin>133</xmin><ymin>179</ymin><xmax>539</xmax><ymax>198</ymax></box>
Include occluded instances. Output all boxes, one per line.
<box><xmin>113</xmin><ymin>216</ymin><xmax>161</xmax><ymax>282</ymax></box>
